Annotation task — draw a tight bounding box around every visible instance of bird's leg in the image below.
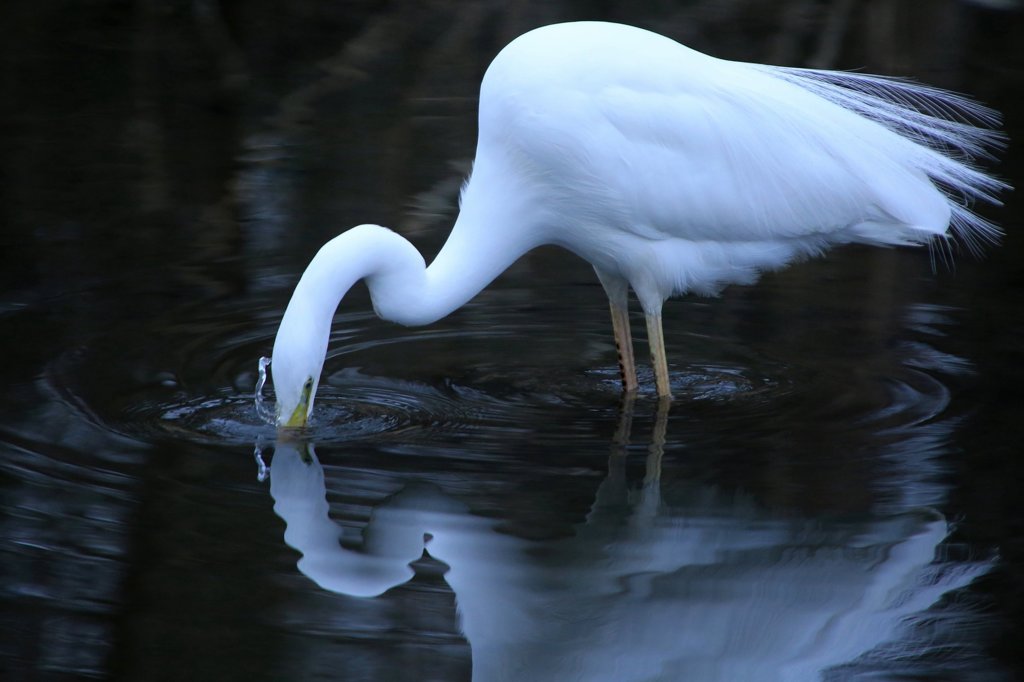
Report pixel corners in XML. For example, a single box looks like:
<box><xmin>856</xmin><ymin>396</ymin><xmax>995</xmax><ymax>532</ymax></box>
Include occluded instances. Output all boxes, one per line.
<box><xmin>645</xmin><ymin>313</ymin><xmax>673</xmax><ymax>399</ymax></box>
<box><xmin>609</xmin><ymin>299</ymin><xmax>639</xmax><ymax>393</ymax></box>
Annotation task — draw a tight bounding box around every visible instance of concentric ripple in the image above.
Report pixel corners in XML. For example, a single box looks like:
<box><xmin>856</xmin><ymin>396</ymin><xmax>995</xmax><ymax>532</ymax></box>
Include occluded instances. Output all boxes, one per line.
<box><xmin>42</xmin><ymin>290</ymin><xmax>967</xmax><ymax>457</ymax></box>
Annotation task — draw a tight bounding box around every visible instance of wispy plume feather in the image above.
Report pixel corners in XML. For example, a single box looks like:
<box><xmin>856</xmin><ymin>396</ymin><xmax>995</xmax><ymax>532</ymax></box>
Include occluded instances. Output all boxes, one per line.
<box><xmin>759</xmin><ymin>66</ymin><xmax>1010</xmax><ymax>256</ymax></box>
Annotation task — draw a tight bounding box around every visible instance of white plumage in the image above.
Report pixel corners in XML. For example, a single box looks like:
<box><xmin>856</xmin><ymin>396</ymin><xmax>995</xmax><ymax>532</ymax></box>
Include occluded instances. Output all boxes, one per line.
<box><xmin>269</xmin><ymin>21</ymin><xmax>1008</xmax><ymax>427</ymax></box>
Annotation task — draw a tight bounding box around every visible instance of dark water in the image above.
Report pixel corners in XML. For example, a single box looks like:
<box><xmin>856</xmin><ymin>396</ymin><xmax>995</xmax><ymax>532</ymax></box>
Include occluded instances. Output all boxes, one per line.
<box><xmin>2</xmin><ymin>3</ymin><xmax>1024</xmax><ymax>681</ymax></box>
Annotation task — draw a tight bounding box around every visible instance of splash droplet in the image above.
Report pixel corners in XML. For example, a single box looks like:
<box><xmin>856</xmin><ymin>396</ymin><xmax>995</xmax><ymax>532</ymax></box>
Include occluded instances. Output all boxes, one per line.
<box><xmin>255</xmin><ymin>356</ymin><xmax>276</xmax><ymax>425</ymax></box>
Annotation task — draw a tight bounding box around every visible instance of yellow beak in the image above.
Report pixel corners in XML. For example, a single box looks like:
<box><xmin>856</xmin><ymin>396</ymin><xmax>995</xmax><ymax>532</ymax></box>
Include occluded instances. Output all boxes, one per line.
<box><xmin>282</xmin><ymin>377</ymin><xmax>313</xmax><ymax>428</ymax></box>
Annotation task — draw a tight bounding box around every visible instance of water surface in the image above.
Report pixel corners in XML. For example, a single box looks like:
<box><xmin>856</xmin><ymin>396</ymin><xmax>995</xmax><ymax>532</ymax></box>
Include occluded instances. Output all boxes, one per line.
<box><xmin>2</xmin><ymin>3</ymin><xmax>1023</xmax><ymax>681</ymax></box>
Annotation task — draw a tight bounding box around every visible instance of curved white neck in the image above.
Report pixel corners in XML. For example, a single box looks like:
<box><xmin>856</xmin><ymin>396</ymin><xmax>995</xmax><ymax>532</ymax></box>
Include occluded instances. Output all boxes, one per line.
<box><xmin>296</xmin><ymin>217</ymin><xmax>534</xmax><ymax>329</ymax></box>
<box><xmin>270</xmin><ymin>215</ymin><xmax>538</xmax><ymax>421</ymax></box>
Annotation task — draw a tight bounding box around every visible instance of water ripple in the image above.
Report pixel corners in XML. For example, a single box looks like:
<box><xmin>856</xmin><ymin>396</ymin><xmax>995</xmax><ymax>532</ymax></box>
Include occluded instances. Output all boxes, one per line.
<box><xmin>40</xmin><ymin>292</ymin><xmax>969</xmax><ymax>473</ymax></box>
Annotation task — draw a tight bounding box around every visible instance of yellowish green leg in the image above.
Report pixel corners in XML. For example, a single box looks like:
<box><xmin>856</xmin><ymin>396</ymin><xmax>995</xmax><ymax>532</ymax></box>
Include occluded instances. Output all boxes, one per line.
<box><xmin>609</xmin><ymin>299</ymin><xmax>639</xmax><ymax>394</ymax></box>
<box><xmin>645</xmin><ymin>312</ymin><xmax>672</xmax><ymax>400</ymax></box>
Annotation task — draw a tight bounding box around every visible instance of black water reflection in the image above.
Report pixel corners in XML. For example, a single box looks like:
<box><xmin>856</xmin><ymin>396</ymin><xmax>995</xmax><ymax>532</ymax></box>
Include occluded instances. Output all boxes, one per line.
<box><xmin>5</xmin><ymin>247</ymin><xmax>1012</xmax><ymax>678</ymax></box>
<box><xmin>260</xmin><ymin>360</ymin><xmax>993</xmax><ymax>682</ymax></box>
<box><xmin>5</xmin><ymin>257</ymin><xmax>1014</xmax><ymax>679</ymax></box>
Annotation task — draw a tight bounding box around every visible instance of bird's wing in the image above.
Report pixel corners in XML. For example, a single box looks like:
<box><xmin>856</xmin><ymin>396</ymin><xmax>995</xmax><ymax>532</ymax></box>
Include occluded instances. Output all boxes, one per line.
<box><xmin>509</xmin><ymin>60</ymin><xmax>1004</xmax><ymax>251</ymax></box>
<box><xmin>586</xmin><ymin>72</ymin><xmax>948</xmax><ymax>245</ymax></box>
<box><xmin>479</xmin><ymin>22</ymin><xmax>1005</xmax><ymax>252</ymax></box>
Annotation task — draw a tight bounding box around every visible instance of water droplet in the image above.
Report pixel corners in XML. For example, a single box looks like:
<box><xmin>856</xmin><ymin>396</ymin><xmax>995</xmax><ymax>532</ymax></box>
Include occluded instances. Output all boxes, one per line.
<box><xmin>254</xmin><ymin>356</ymin><xmax>276</xmax><ymax>425</ymax></box>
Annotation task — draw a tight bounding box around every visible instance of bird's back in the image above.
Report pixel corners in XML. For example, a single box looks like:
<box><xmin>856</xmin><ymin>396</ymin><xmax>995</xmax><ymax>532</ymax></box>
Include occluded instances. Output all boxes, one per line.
<box><xmin>463</xmin><ymin>22</ymin><xmax>1006</xmax><ymax>301</ymax></box>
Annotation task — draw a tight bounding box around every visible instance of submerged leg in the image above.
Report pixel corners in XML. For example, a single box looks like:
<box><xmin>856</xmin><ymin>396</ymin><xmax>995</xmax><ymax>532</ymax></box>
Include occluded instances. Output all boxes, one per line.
<box><xmin>645</xmin><ymin>312</ymin><xmax>673</xmax><ymax>399</ymax></box>
<box><xmin>612</xmin><ymin>390</ymin><xmax>637</xmax><ymax>450</ymax></box>
<box><xmin>644</xmin><ymin>397</ymin><xmax>669</xmax><ymax>487</ymax></box>
<box><xmin>595</xmin><ymin>394</ymin><xmax>635</xmax><ymax>510</ymax></box>
<box><xmin>609</xmin><ymin>299</ymin><xmax>639</xmax><ymax>393</ymax></box>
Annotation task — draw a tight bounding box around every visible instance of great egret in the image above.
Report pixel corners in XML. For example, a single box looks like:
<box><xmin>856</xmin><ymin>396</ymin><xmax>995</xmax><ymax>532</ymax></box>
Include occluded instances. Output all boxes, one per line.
<box><xmin>269</xmin><ymin>21</ymin><xmax>1007</xmax><ymax>427</ymax></box>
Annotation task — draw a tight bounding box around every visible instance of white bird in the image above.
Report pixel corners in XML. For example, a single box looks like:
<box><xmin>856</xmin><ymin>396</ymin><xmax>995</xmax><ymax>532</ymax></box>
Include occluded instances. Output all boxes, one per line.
<box><xmin>269</xmin><ymin>21</ymin><xmax>1007</xmax><ymax>427</ymax></box>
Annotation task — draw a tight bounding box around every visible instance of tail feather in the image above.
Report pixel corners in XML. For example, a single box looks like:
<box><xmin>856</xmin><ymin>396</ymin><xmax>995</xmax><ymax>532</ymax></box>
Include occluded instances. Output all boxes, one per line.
<box><xmin>759</xmin><ymin>66</ymin><xmax>1010</xmax><ymax>255</ymax></box>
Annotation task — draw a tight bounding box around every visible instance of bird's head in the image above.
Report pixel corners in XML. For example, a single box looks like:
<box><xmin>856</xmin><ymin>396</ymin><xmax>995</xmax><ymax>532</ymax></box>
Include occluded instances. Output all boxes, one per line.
<box><xmin>270</xmin><ymin>344</ymin><xmax>320</xmax><ymax>429</ymax></box>
<box><xmin>275</xmin><ymin>372</ymin><xmax>315</xmax><ymax>429</ymax></box>
<box><xmin>270</xmin><ymin>295</ymin><xmax>330</xmax><ymax>429</ymax></box>
<box><xmin>266</xmin><ymin>223</ymin><xmax>424</xmax><ymax>429</ymax></box>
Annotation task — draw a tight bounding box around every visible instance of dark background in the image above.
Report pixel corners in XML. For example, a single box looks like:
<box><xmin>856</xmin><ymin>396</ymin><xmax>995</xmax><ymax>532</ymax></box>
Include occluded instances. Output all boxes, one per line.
<box><xmin>2</xmin><ymin>1</ymin><xmax>1023</xmax><ymax>680</ymax></box>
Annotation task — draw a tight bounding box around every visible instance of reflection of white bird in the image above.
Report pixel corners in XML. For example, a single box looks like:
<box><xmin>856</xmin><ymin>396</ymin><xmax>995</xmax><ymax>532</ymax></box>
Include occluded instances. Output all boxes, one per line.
<box><xmin>267</xmin><ymin>441</ymin><xmax>992</xmax><ymax>682</ymax></box>
<box><xmin>270</xmin><ymin>21</ymin><xmax>1007</xmax><ymax>426</ymax></box>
